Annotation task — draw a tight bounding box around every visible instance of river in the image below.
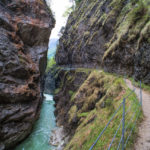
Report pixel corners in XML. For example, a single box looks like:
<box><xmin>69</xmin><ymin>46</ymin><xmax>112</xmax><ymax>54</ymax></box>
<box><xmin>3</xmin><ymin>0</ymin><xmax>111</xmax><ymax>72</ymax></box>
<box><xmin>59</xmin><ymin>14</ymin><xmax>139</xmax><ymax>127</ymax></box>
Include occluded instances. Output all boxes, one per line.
<box><xmin>15</xmin><ymin>1</ymin><xmax>73</xmax><ymax>150</ymax></box>
<box><xmin>15</xmin><ymin>94</ymin><xmax>56</xmax><ymax>150</ymax></box>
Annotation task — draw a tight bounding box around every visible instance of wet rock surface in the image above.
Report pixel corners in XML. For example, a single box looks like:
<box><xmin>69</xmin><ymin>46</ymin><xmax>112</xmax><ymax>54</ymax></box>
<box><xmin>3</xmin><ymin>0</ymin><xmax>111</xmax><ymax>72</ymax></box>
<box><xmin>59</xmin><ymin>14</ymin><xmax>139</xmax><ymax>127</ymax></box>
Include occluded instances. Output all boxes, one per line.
<box><xmin>44</xmin><ymin>65</ymin><xmax>58</xmax><ymax>94</ymax></box>
<box><xmin>50</xmin><ymin>126</ymin><xmax>69</xmax><ymax>150</ymax></box>
<box><xmin>0</xmin><ymin>0</ymin><xmax>55</xmax><ymax>149</ymax></box>
<box><xmin>56</xmin><ymin>0</ymin><xmax>150</xmax><ymax>84</ymax></box>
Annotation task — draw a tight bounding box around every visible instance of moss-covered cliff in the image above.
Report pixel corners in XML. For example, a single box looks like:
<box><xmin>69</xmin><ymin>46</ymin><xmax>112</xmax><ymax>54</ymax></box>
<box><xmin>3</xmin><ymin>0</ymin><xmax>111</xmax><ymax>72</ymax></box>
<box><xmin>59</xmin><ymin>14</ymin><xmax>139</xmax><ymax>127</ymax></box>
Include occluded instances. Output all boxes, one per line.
<box><xmin>56</xmin><ymin>0</ymin><xmax>150</xmax><ymax>84</ymax></box>
<box><xmin>53</xmin><ymin>0</ymin><xmax>150</xmax><ymax>149</ymax></box>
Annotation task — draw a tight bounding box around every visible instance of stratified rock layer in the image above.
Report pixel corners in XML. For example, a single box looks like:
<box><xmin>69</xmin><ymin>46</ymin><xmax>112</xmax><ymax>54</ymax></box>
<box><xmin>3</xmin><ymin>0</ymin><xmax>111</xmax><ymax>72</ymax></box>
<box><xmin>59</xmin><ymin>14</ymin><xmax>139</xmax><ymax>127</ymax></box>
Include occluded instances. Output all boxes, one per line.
<box><xmin>56</xmin><ymin>0</ymin><xmax>150</xmax><ymax>84</ymax></box>
<box><xmin>0</xmin><ymin>1</ymin><xmax>55</xmax><ymax>149</ymax></box>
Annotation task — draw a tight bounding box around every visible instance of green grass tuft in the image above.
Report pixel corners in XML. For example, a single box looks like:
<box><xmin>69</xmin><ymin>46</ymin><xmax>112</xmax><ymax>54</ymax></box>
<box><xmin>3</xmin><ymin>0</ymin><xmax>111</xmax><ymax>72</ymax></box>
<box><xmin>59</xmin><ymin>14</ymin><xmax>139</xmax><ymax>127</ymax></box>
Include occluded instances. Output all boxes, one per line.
<box><xmin>130</xmin><ymin>78</ymin><xmax>150</xmax><ymax>93</ymax></box>
<box><xmin>64</xmin><ymin>71</ymin><xmax>143</xmax><ymax>150</ymax></box>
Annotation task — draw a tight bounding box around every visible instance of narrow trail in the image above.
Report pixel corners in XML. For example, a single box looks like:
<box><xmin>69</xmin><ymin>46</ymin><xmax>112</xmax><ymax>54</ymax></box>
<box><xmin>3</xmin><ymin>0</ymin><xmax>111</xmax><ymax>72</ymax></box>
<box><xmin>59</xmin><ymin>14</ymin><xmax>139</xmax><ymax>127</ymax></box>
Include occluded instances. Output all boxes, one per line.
<box><xmin>126</xmin><ymin>79</ymin><xmax>150</xmax><ymax>150</ymax></box>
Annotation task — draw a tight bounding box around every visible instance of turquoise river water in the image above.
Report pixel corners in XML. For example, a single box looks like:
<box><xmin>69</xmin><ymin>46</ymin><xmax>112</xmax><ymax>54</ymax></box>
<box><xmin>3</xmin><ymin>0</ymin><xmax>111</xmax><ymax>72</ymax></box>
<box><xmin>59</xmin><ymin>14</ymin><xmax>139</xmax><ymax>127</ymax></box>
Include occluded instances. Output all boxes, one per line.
<box><xmin>15</xmin><ymin>94</ymin><xmax>56</xmax><ymax>150</ymax></box>
<box><xmin>15</xmin><ymin>0</ymin><xmax>73</xmax><ymax>149</ymax></box>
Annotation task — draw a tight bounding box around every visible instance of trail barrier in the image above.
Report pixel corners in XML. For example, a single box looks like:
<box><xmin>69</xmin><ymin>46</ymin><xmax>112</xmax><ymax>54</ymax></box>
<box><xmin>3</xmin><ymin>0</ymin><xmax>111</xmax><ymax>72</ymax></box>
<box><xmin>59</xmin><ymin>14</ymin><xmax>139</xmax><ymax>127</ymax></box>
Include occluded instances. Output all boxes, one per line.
<box><xmin>89</xmin><ymin>78</ymin><xmax>142</xmax><ymax>150</ymax></box>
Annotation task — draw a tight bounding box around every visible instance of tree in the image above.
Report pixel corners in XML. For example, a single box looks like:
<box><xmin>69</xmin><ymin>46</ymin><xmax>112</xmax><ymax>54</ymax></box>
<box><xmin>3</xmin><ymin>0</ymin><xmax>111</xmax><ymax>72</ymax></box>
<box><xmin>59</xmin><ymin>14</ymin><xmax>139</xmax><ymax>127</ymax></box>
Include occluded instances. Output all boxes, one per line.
<box><xmin>69</xmin><ymin>0</ymin><xmax>82</xmax><ymax>8</ymax></box>
<box><xmin>74</xmin><ymin>0</ymin><xmax>82</xmax><ymax>6</ymax></box>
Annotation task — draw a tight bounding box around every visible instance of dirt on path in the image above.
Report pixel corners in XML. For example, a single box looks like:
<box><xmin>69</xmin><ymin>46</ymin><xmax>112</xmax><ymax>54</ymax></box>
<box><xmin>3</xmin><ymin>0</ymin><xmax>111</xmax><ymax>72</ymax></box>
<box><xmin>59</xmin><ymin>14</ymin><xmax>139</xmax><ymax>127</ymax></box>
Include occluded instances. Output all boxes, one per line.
<box><xmin>126</xmin><ymin>79</ymin><xmax>150</xmax><ymax>150</ymax></box>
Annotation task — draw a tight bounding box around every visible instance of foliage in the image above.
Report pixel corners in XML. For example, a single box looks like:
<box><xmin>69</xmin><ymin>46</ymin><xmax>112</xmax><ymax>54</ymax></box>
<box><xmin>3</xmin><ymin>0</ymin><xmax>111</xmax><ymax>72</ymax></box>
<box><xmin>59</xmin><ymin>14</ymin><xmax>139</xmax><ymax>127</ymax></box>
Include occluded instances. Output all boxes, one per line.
<box><xmin>54</xmin><ymin>88</ymin><xmax>60</xmax><ymax>95</ymax></box>
<box><xmin>130</xmin><ymin>78</ymin><xmax>150</xmax><ymax>93</ymax></box>
<box><xmin>103</xmin><ymin>0</ymin><xmax>150</xmax><ymax>60</ymax></box>
<box><xmin>74</xmin><ymin>0</ymin><xmax>82</xmax><ymax>6</ymax></box>
<box><xmin>63</xmin><ymin>7</ymin><xmax>73</xmax><ymax>17</ymax></box>
<box><xmin>46</xmin><ymin>57</ymin><xmax>56</xmax><ymax>73</ymax></box>
<box><xmin>64</xmin><ymin>71</ymin><xmax>142</xmax><ymax>150</ymax></box>
<box><xmin>63</xmin><ymin>0</ymin><xmax>82</xmax><ymax>18</ymax></box>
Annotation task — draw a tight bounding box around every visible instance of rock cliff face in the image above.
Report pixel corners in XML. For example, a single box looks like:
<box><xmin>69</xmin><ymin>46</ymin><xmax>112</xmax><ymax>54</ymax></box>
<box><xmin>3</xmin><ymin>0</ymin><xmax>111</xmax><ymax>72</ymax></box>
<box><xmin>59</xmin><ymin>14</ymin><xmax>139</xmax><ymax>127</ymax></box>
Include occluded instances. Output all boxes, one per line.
<box><xmin>56</xmin><ymin>0</ymin><xmax>150</xmax><ymax>84</ymax></box>
<box><xmin>44</xmin><ymin>64</ymin><xmax>57</xmax><ymax>94</ymax></box>
<box><xmin>54</xmin><ymin>0</ymin><xmax>149</xmax><ymax>149</ymax></box>
<box><xmin>54</xmin><ymin>69</ymin><xmax>90</xmax><ymax>133</ymax></box>
<box><xmin>0</xmin><ymin>0</ymin><xmax>55</xmax><ymax>149</ymax></box>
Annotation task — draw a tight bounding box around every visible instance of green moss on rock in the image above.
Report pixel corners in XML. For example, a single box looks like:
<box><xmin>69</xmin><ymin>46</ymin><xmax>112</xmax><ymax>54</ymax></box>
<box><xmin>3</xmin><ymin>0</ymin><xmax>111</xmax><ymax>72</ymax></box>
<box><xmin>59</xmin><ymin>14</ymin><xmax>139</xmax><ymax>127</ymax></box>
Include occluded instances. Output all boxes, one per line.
<box><xmin>56</xmin><ymin>0</ymin><xmax>150</xmax><ymax>84</ymax></box>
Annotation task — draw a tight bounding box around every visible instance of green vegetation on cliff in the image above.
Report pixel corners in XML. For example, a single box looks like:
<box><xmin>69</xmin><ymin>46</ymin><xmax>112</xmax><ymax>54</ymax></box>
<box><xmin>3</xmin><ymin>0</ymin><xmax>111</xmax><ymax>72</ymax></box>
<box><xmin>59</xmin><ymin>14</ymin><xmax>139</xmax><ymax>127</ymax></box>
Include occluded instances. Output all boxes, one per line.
<box><xmin>74</xmin><ymin>0</ymin><xmax>82</xmax><ymax>6</ymax></box>
<box><xmin>56</xmin><ymin>0</ymin><xmax>150</xmax><ymax>84</ymax></box>
<box><xmin>130</xmin><ymin>78</ymin><xmax>150</xmax><ymax>93</ymax></box>
<box><xmin>46</xmin><ymin>57</ymin><xmax>56</xmax><ymax>73</ymax></box>
<box><xmin>54</xmin><ymin>0</ymin><xmax>149</xmax><ymax>149</ymax></box>
<box><xmin>103</xmin><ymin>0</ymin><xmax>150</xmax><ymax>60</ymax></box>
<box><xmin>55</xmin><ymin>70</ymin><xmax>142</xmax><ymax>150</ymax></box>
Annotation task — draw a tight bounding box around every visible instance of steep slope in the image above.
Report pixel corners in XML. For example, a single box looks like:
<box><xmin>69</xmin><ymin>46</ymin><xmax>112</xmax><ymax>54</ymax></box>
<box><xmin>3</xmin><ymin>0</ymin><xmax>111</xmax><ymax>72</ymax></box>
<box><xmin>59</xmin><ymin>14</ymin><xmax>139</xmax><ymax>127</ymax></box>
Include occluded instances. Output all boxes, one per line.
<box><xmin>54</xmin><ymin>69</ymin><xmax>141</xmax><ymax>149</ymax></box>
<box><xmin>53</xmin><ymin>0</ymin><xmax>150</xmax><ymax>149</ymax></box>
<box><xmin>54</xmin><ymin>68</ymin><xmax>91</xmax><ymax>132</ymax></box>
<box><xmin>0</xmin><ymin>0</ymin><xmax>55</xmax><ymax>149</ymax></box>
<box><xmin>56</xmin><ymin>0</ymin><xmax>150</xmax><ymax>84</ymax></box>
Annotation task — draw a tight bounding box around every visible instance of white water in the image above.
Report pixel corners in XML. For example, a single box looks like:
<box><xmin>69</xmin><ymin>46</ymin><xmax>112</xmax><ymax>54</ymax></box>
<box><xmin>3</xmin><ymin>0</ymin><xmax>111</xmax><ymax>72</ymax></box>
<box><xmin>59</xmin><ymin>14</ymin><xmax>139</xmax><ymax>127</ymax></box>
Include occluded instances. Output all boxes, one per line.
<box><xmin>44</xmin><ymin>94</ymin><xmax>53</xmax><ymax>101</ymax></box>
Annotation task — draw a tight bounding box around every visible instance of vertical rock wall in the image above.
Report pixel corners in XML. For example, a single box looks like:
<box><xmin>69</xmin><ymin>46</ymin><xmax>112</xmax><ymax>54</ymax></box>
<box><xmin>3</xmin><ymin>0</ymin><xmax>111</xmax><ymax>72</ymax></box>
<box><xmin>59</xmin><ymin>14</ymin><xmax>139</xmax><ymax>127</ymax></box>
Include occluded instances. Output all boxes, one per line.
<box><xmin>0</xmin><ymin>0</ymin><xmax>55</xmax><ymax>149</ymax></box>
<box><xmin>56</xmin><ymin>0</ymin><xmax>150</xmax><ymax>84</ymax></box>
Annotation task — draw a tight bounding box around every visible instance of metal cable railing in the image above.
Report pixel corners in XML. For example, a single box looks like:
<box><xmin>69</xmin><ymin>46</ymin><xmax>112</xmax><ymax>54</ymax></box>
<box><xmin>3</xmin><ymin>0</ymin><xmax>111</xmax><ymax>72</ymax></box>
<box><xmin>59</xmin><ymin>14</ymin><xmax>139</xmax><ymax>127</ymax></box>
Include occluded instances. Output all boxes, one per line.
<box><xmin>89</xmin><ymin>102</ymin><xmax>123</xmax><ymax>150</ymax></box>
<box><xmin>108</xmin><ymin>105</ymin><xmax>132</xmax><ymax>150</ymax></box>
<box><xmin>89</xmin><ymin>78</ymin><xmax>142</xmax><ymax>150</ymax></box>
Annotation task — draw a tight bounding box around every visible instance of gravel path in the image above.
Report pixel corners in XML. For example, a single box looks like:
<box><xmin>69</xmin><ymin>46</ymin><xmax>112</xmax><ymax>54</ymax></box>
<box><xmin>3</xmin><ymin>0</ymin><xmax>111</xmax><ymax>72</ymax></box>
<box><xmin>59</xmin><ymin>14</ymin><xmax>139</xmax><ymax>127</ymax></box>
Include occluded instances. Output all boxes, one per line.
<box><xmin>126</xmin><ymin>79</ymin><xmax>150</xmax><ymax>150</ymax></box>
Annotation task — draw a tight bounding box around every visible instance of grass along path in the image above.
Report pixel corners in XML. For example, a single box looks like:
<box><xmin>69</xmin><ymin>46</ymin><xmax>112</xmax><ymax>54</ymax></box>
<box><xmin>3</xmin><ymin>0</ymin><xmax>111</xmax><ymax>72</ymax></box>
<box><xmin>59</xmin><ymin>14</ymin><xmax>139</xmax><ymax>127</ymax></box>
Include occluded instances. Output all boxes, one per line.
<box><xmin>61</xmin><ymin>71</ymin><xmax>141</xmax><ymax>150</ymax></box>
<box><xmin>126</xmin><ymin>79</ymin><xmax>150</xmax><ymax>150</ymax></box>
